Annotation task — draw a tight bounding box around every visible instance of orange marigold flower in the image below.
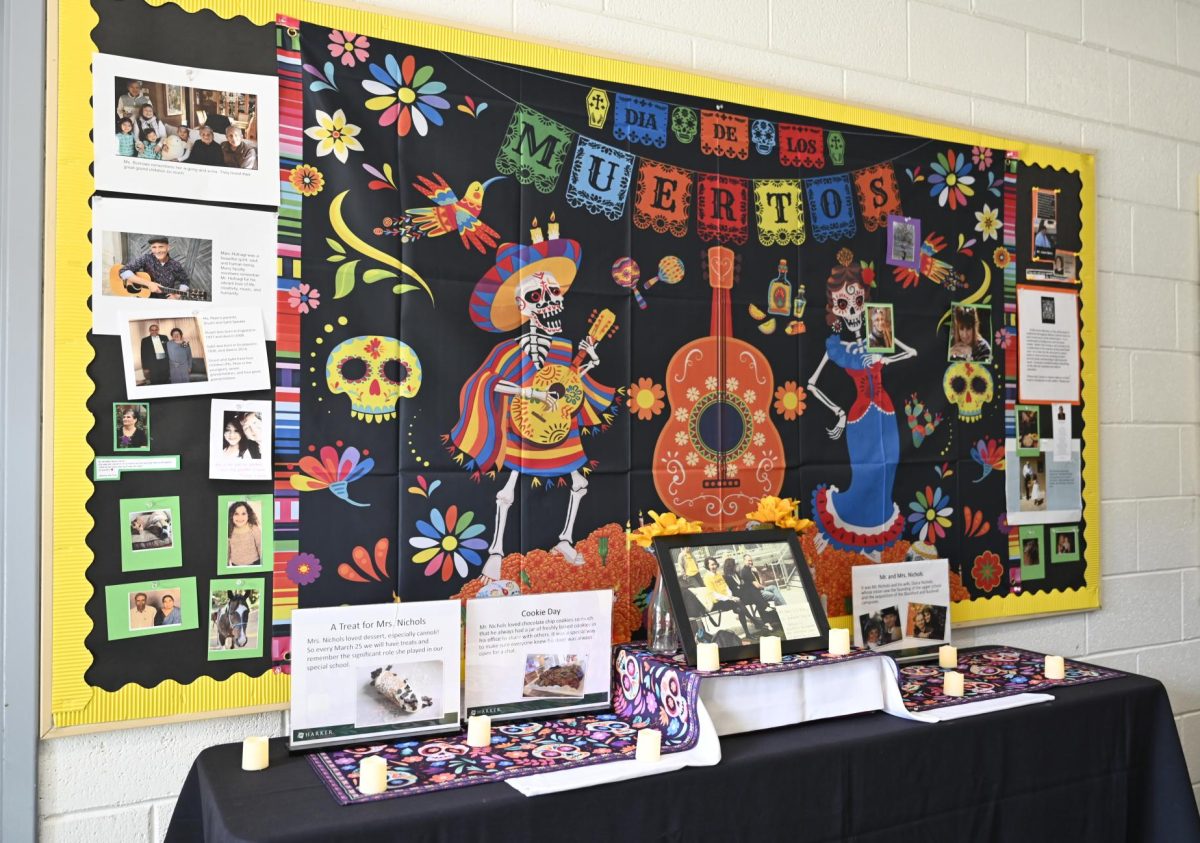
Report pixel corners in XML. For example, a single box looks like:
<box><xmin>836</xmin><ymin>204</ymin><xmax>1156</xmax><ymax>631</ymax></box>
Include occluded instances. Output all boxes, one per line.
<box><xmin>993</xmin><ymin>246</ymin><xmax>1012</xmax><ymax>269</ymax></box>
<box><xmin>288</xmin><ymin>164</ymin><xmax>325</xmax><ymax>197</ymax></box>
<box><xmin>628</xmin><ymin>377</ymin><xmax>665</xmax><ymax>421</ymax></box>
<box><xmin>773</xmin><ymin>381</ymin><xmax>807</xmax><ymax>420</ymax></box>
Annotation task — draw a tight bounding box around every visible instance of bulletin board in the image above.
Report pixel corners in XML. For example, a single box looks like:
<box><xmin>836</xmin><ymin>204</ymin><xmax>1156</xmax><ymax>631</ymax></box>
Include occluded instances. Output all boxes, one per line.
<box><xmin>45</xmin><ymin>0</ymin><xmax>1098</xmax><ymax>733</ymax></box>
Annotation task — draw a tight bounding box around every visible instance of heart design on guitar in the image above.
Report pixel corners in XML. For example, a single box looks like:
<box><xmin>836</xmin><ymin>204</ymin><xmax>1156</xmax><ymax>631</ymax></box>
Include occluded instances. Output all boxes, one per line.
<box><xmin>652</xmin><ymin>246</ymin><xmax>785</xmax><ymax>528</ymax></box>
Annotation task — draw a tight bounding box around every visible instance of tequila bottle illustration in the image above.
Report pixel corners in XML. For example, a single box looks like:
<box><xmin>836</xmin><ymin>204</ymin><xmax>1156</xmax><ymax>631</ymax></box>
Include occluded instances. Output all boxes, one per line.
<box><xmin>767</xmin><ymin>259</ymin><xmax>792</xmax><ymax>316</ymax></box>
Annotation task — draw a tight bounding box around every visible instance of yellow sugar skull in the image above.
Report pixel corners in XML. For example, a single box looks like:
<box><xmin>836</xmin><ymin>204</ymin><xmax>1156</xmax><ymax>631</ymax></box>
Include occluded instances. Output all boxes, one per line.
<box><xmin>325</xmin><ymin>335</ymin><xmax>422</xmax><ymax>422</ymax></box>
<box><xmin>942</xmin><ymin>361</ymin><xmax>993</xmax><ymax>422</ymax></box>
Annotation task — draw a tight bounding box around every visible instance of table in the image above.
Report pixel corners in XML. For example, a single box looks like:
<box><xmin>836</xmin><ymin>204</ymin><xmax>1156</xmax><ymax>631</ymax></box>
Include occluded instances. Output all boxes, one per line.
<box><xmin>166</xmin><ymin>673</ymin><xmax>1200</xmax><ymax>842</ymax></box>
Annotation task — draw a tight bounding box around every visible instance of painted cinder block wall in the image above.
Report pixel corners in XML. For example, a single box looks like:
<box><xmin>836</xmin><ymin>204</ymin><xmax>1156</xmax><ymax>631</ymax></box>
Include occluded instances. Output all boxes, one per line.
<box><xmin>38</xmin><ymin>1</ymin><xmax>1200</xmax><ymax>839</ymax></box>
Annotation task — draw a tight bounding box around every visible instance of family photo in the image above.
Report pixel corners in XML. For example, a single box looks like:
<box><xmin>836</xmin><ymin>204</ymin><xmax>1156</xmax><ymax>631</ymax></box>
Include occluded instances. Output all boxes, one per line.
<box><xmin>127</xmin><ymin>317</ymin><xmax>208</xmax><ymax>387</ymax></box>
<box><xmin>948</xmin><ymin>304</ymin><xmax>993</xmax><ymax>363</ymax></box>
<box><xmin>859</xmin><ymin>606</ymin><xmax>904</xmax><ymax>649</ymax></box>
<box><xmin>1019</xmin><ymin>454</ymin><xmax>1047</xmax><ymax>512</ymax></box>
<box><xmin>128</xmin><ymin>588</ymin><xmax>182</xmax><ymax>632</ymax></box>
<box><xmin>217</xmin><ymin>495</ymin><xmax>273</xmax><ymax>575</ymax></box>
<box><xmin>906</xmin><ymin>603</ymin><xmax>947</xmax><ymax>640</ymax></box>
<box><xmin>113</xmin><ymin>76</ymin><xmax>259</xmax><ymax>169</ymax></box>
<box><xmin>113</xmin><ymin>402</ymin><xmax>150</xmax><ymax>451</ymax></box>
<box><xmin>209</xmin><ymin>401</ymin><xmax>272</xmax><ymax>481</ymax></box>
<box><xmin>667</xmin><ymin>539</ymin><xmax>818</xmax><ymax>649</ymax></box>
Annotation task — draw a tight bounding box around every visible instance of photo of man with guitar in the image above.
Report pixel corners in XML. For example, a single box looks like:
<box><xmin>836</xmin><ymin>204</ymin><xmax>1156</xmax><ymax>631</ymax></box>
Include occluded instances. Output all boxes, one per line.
<box><xmin>112</xmin><ymin>235</ymin><xmax>201</xmax><ymax>300</ymax></box>
<box><xmin>446</xmin><ymin>216</ymin><xmax>620</xmax><ymax>581</ymax></box>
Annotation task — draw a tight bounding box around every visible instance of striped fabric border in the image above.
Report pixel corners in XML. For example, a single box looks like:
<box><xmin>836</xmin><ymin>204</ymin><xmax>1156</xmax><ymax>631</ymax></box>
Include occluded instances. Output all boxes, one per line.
<box><xmin>273</xmin><ymin>17</ymin><xmax>304</xmax><ymax>663</ymax></box>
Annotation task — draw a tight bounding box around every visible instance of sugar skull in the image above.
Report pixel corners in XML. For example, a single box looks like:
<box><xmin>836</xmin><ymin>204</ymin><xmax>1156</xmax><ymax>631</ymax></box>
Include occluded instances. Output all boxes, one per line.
<box><xmin>751</xmin><ymin>119</ymin><xmax>776</xmax><ymax>156</ymax></box>
<box><xmin>942</xmin><ymin>362</ymin><xmax>993</xmax><ymax>422</ymax></box>
<box><xmin>671</xmin><ymin>106</ymin><xmax>698</xmax><ymax>144</ymax></box>
<box><xmin>325</xmin><ymin>335</ymin><xmax>422</xmax><ymax>422</ymax></box>
<box><xmin>515</xmin><ymin>271</ymin><xmax>564</xmax><ymax>334</ymax></box>
<box><xmin>827</xmin><ymin>130</ymin><xmax>846</xmax><ymax>166</ymax></box>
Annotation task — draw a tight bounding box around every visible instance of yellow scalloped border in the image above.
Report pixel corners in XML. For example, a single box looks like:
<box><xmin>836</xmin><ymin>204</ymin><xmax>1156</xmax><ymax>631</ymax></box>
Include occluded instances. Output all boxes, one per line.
<box><xmin>49</xmin><ymin>0</ymin><xmax>1097</xmax><ymax>732</ymax></box>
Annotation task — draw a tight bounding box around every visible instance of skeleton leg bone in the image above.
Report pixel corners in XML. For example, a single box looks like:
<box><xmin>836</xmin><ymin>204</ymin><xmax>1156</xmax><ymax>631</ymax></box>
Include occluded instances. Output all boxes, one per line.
<box><xmin>553</xmin><ymin>470</ymin><xmax>589</xmax><ymax>565</ymax></box>
<box><xmin>483</xmin><ymin>470</ymin><xmax>520</xmax><ymax>581</ymax></box>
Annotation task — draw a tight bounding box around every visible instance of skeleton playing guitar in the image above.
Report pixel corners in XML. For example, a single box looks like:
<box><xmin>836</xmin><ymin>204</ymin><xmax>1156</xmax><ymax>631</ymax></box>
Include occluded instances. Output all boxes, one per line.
<box><xmin>652</xmin><ymin>246</ymin><xmax>784</xmax><ymax>528</ymax></box>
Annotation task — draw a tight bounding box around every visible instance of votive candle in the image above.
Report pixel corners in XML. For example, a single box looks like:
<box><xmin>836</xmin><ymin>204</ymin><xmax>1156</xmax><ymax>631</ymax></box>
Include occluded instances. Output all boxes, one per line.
<box><xmin>241</xmin><ymin>736</ymin><xmax>269</xmax><ymax>771</ymax></box>
<box><xmin>696</xmin><ymin>642</ymin><xmax>720</xmax><ymax>671</ymax></box>
<box><xmin>635</xmin><ymin>727</ymin><xmax>662</xmax><ymax>763</ymax></box>
<box><xmin>759</xmin><ymin>635</ymin><xmax>783</xmax><ymax>664</ymax></box>
<box><xmin>358</xmin><ymin>755</ymin><xmax>388</xmax><ymax>795</ymax></box>
<box><xmin>943</xmin><ymin>670</ymin><xmax>965</xmax><ymax>697</ymax></box>
<box><xmin>939</xmin><ymin>645</ymin><xmax>958</xmax><ymax>669</ymax></box>
<box><xmin>1044</xmin><ymin>655</ymin><xmax>1066</xmax><ymax>680</ymax></box>
<box><xmin>466</xmin><ymin>714</ymin><xmax>492</xmax><ymax>748</ymax></box>
<box><xmin>828</xmin><ymin>628</ymin><xmax>851</xmax><ymax>656</ymax></box>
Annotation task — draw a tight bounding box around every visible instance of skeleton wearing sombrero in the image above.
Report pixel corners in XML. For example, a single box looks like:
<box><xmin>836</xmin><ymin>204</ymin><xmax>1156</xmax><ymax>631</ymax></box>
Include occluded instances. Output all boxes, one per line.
<box><xmin>446</xmin><ymin>218</ymin><xmax>619</xmax><ymax>578</ymax></box>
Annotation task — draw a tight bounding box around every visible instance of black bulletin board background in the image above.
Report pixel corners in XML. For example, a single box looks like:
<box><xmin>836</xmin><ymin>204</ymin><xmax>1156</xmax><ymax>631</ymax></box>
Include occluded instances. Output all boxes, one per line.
<box><xmin>83</xmin><ymin>0</ymin><xmax>276</xmax><ymax>691</ymax></box>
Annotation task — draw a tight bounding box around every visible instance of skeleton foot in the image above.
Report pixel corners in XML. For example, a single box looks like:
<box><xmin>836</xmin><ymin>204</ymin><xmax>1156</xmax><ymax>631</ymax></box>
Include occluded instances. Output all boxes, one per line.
<box><xmin>553</xmin><ymin>539</ymin><xmax>584</xmax><ymax>566</ymax></box>
<box><xmin>866</xmin><ymin>549</ymin><xmax>883</xmax><ymax>563</ymax></box>
<box><xmin>481</xmin><ymin>552</ymin><xmax>504</xmax><ymax>582</ymax></box>
<box><xmin>813</xmin><ymin>533</ymin><xmax>830</xmax><ymax>554</ymax></box>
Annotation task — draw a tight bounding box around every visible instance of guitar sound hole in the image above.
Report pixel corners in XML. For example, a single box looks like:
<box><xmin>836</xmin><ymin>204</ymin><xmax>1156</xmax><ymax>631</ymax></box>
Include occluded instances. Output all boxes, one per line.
<box><xmin>697</xmin><ymin>400</ymin><xmax>744</xmax><ymax>454</ymax></box>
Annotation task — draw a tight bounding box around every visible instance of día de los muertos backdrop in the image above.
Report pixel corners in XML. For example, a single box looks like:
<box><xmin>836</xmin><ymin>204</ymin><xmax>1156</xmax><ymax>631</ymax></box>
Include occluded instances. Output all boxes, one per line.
<box><xmin>48</xmin><ymin>0</ymin><xmax>1096</xmax><ymax>730</ymax></box>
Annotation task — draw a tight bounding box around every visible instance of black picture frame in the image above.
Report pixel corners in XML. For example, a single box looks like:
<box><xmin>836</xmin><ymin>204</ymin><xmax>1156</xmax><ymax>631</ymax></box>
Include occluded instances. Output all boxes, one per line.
<box><xmin>652</xmin><ymin>529</ymin><xmax>830</xmax><ymax>667</ymax></box>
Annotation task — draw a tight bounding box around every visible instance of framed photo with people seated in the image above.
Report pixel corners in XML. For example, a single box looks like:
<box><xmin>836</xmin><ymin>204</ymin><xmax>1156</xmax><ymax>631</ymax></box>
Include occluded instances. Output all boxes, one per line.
<box><xmin>652</xmin><ymin>529</ymin><xmax>829</xmax><ymax>667</ymax></box>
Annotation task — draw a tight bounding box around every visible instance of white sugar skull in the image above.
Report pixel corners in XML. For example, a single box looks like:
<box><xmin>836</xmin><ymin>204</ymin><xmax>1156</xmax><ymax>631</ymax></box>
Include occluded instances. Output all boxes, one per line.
<box><xmin>830</xmin><ymin>279</ymin><xmax>866</xmax><ymax>334</ymax></box>
<box><xmin>671</xmin><ymin>107</ymin><xmax>698</xmax><ymax>144</ymax></box>
<box><xmin>942</xmin><ymin>362</ymin><xmax>993</xmax><ymax>422</ymax></box>
<box><xmin>515</xmin><ymin>271</ymin><xmax>564</xmax><ymax>334</ymax></box>
<box><xmin>325</xmin><ymin>335</ymin><xmax>422</xmax><ymax>422</ymax></box>
<box><xmin>751</xmin><ymin>119</ymin><xmax>776</xmax><ymax>156</ymax></box>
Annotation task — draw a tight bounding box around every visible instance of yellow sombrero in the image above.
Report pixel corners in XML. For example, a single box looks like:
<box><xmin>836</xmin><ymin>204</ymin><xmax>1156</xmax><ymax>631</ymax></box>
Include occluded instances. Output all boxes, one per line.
<box><xmin>468</xmin><ymin>237</ymin><xmax>583</xmax><ymax>333</ymax></box>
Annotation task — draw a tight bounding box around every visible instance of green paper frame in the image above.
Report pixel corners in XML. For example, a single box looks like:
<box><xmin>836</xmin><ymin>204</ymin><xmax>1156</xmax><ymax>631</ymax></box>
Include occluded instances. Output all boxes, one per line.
<box><xmin>1050</xmin><ymin>526</ymin><xmax>1081</xmax><ymax>563</ymax></box>
<box><xmin>104</xmin><ymin>576</ymin><xmax>198</xmax><ymax>640</ymax></box>
<box><xmin>1018</xmin><ymin>526</ymin><xmax>1046</xmax><ymax>581</ymax></box>
<box><xmin>1015</xmin><ymin>404</ymin><xmax>1042</xmax><ymax>457</ymax></box>
<box><xmin>206</xmin><ymin>577</ymin><xmax>265</xmax><ymax>661</ymax></box>
<box><xmin>215</xmin><ymin>494</ymin><xmax>273</xmax><ymax>575</ymax></box>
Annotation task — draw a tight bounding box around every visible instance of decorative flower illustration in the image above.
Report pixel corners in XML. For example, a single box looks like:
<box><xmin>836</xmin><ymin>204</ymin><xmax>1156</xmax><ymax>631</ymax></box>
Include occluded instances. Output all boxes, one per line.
<box><xmin>704</xmin><ymin>376</ymin><xmax>718</xmax><ymax>391</ymax></box>
<box><xmin>363</xmin><ymin>54</ymin><xmax>450</xmax><ymax>137</ymax></box>
<box><xmin>743</xmin><ymin>389</ymin><xmax>757</xmax><ymax>405</ymax></box>
<box><xmin>725</xmin><ymin>376</ymin><xmax>740</xmax><ymax>392</ymax></box>
<box><xmin>742</xmin><ymin>452</ymin><xmax>756</xmax><ymax>467</ymax></box>
<box><xmin>971</xmin><ymin>550</ymin><xmax>1003</xmax><ymax>593</ymax></box>
<box><xmin>628</xmin><ymin>510</ymin><xmax>704</xmax><ymax>548</ymax></box>
<box><xmin>673</xmin><ymin>406</ymin><xmax>688</xmax><ymax>422</ymax></box>
<box><xmin>752</xmin><ymin>431</ymin><xmax>766</xmax><ymax>447</ymax></box>
<box><xmin>993</xmin><ymin>246</ymin><xmax>1012</xmax><ymax>269</ymax></box>
<box><xmin>908</xmin><ymin>486</ymin><xmax>953</xmax><ymax>542</ymax></box>
<box><xmin>752</xmin><ymin>409</ymin><xmax>767</xmax><ymax>425</ymax></box>
<box><xmin>974</xmin><ymin>204</ymin><xmax>1001</xmax><ymax>241</ymax></box>
<box><xmin>305</xmin><ymin>109</ymin><xmax>363</xmax><ymax>163</ymax></box>
<box><xmin>703</xmin><ymin>464</ymin><xmax>718</xmax><ymax>479</ymax></box>
<box><xmin>928</xmin><ymin>149</ymin><xmax>975</xmax><ymax>210</ymax></box>
<box><xmin>994</xmin><ymin>327</ymin><xmax>1014</xmax><ymax>350</ymax></box>
<box><xmin>971</xmin><ymin>146</ymin><xmax>993</xmax><ymax>169</ymax></box>
<box><xmin>685</xmin><ymin>387</ymin><xmax>700</xmax><ymax>402</ymax></box>
<box><xmin>302</xmin><ymin>60</ymin><xmax>339</xmax><ymax>93</ymax></box>
<box><xmin>685</xmin><ymin>452</ymin><xmax>699</xmax><ymax>467</ymax></box>
<box><xmin>970</xmin><ymin>438</ymin><xmax>1005</xmax><ymax>482</ymax></box>
<box><xmin>364</xmin><ymin>337</ymin><xmax>384</xmax><ymax>358</ymax></box>
<box><xmin>628</xmin><ymin>378</ymin><xmax>665</xmax><ymax>420</ymax></box>
<box><xmin>406</xmin><ymin>475</ymin><xmax>442</xmax><ymax>498</ymax></box>
<box><xmin>339</xmin><ymin>538</ymin><xmax>390</xmax><ymax>583</ymax></box>
<box><xmin>328</xmin><ymin>30</ymin><xmax>370</xmax><ymax>66</ymax></box>
<box><xmin>410</xmin><ymin>505</ymin><xmax>488</xmax><ymax>581</ymax></box>
<box><xmin>456</xmin><ymin>95</ymin><xmax>488</xmax><ymax>118</ymax></box>
<box><xmin>287</xmin><ymin>283</ymin><xmax>321</xmax><ymax>314</ymax></box>
<box><xmin>962</xmin><ymin>506</ymin><xmax>991</xmax><ymax>538</ymax></box>
<box><xmin>286</xmin><ymin>552</ymin><xmax>322</xmax><ymax>586</ymax></box>
<box><xmin>773</xmin><ymin>382</ymin><xmax>807</xmax><ymax>420</ymax></box>
<box><xmin>673</xmin><ymin>430</ymin><xmax>688</xmax><ymax>446</ymax></box>
<box><xmin>288</xmin><ymin>164</ymin><xmax>325</xmax><ymax>197</ymax></box>
<box><xmin>290</xmin><ymin>443</ymin><xmax>375</xmax><ymax>507</ymax></box>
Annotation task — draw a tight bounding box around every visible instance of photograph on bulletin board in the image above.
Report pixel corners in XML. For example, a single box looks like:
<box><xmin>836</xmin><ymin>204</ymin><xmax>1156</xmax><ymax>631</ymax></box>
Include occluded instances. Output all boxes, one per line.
<box><xmin>45</xmin><ymin>0</ymin><xmax>1096</xmax><ymax>732</ymax></box>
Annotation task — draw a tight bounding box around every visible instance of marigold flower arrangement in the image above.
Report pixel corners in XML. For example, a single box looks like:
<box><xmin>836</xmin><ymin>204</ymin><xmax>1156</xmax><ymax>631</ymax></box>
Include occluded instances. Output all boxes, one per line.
<box><xmin>628</xmin><ymin>510</ymin><xmax>705</xmax><ymax>548</ymax></box>
<box><xmin>745</xmin><ymin>495</ymin><xmax>815</xmax><ymax>534</ymax></box>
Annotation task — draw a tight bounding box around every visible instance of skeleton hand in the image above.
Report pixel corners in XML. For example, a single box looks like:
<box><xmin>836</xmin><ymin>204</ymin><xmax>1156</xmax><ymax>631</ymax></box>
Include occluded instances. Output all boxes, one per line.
<box><xmin>862</xmin><ymin>353</ymin><xmax>883</xmax><ymax>367</ymax></box>
<box><xmin>827</xmin><ymin>410</ymin><xmax>847</xmax><ymax>440</ymax></box>
<box><xmin>579</xmin><ymin>336</ymin><xmax>599</xmax><ymax>363</ymax></box>
<box><xmin>534</xmin><ymin>389</ymin><xmax>558</xmax><ymax>412</ymax></box>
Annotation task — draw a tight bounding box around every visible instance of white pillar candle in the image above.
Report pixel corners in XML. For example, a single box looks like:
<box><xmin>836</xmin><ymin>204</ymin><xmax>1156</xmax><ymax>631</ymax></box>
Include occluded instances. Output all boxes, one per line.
<box><xmin>358</xmin><ymin>755</ymin><xmax>388</xmax><ymax>795</ymax></box>
<box><xmin>241</xmin><ymin>736</ymin><xmax>269</xmax><ymax>772</ymax></box>
<box><xmin>1044</xmin><ymin>655</ymin><xmax>1066</xmax><ymax>680</ymax></box>
<box><xmin>759</xmin><ymin>635</ymin><xmax>783</xmax><ymax>664</ymax></box>
<box><xmin>828</xmin><ymin>627</ymin><xmax>851</xmax><ymax>656</ymax></box>
<box><xmin>635</xmin><ymin>727</ymin><xmax>662</xmax><ymax>763</ymax></box>
<box><xmin>938</xmin><ymin>645</ymin><xmax>958</xmax><ymax>669</ymax></box>
<box><xmin>466</xmin><ymin>714</ymin><xmax>492</xmax><ymax>748</ymax></box>
<box><xmin>696</xmin><ymin>642</ymin><xmax>720</xmax><ymax>671</ymax></box>
<box><xmin>943</xmin><ymin>670</ymin><xmax>965</xmax><ymax>697</ymax></box>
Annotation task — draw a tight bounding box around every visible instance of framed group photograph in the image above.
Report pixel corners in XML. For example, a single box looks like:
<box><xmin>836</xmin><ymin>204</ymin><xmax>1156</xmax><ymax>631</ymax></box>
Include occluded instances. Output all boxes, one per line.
<box><xmin>652</xmin><ymin>529</ymin><xmax>829</xmax><ymax>666</ymax></box>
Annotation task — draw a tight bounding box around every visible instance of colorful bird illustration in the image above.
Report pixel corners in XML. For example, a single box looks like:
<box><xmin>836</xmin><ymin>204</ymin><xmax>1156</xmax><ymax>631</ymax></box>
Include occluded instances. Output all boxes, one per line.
<box><xmin>405</xmin><ymin>172</ymin><xmax>505</xmax><ymax>253</ymax></box>
<box><xmin>290</xmin><ymin>443</ymin><xmax>375</xmax><ymax>507</ymax></box>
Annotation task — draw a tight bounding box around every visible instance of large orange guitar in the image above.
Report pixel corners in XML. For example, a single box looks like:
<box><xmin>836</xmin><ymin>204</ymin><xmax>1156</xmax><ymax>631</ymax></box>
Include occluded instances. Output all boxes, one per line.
<box><xmin>652</xmin><ymin>246</ymin><xmax>785</xmax><ymax>528</ymax></box>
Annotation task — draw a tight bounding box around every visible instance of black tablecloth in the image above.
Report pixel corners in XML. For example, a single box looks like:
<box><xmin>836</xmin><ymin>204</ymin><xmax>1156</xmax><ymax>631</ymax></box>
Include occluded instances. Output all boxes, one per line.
<box><xmin>166</xmin><ymin>673</ymin><xmax>1200</xmax><ymax>842</ymax></box>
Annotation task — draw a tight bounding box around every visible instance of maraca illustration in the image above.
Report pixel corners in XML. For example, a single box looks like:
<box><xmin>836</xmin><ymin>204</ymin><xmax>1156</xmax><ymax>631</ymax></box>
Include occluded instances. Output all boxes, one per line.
<box><xmin>611</xmin><ymin>256</ymin><xmax>685</xmax><ymax>309</ymax></box>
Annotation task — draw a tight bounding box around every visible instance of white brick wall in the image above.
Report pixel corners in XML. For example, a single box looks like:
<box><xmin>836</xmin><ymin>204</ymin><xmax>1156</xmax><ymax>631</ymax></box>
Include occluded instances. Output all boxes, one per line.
<box><xmin>38</xmin><ymin>1</ymin><xmax>1200</xmax><ymax>839</ymax></box>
